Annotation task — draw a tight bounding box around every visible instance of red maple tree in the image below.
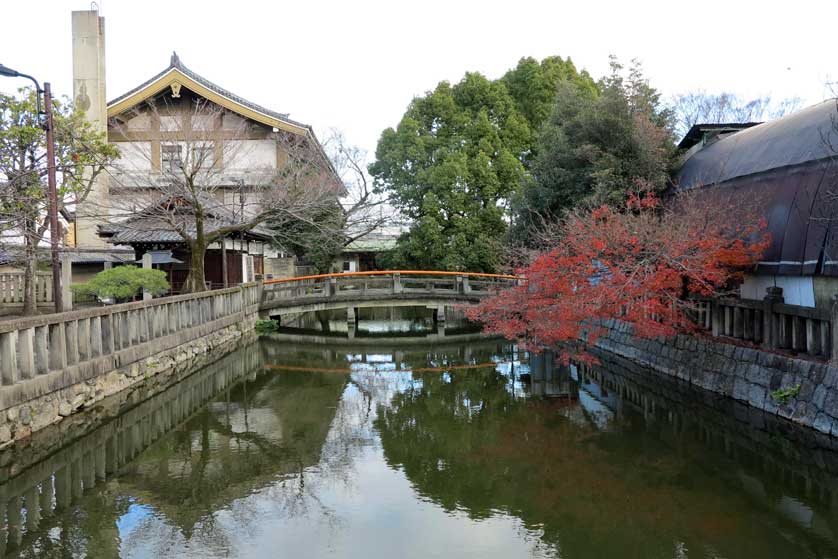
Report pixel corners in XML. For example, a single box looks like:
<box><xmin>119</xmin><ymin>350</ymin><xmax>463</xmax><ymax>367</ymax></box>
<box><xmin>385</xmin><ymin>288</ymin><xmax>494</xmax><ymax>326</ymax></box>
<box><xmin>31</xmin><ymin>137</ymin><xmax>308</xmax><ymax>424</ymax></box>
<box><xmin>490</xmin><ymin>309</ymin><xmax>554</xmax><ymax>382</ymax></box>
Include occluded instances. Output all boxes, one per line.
<box><xmin>469</xmin><ymin>190</ymin><xmax>770</xmax><ymax>362</ymax></box>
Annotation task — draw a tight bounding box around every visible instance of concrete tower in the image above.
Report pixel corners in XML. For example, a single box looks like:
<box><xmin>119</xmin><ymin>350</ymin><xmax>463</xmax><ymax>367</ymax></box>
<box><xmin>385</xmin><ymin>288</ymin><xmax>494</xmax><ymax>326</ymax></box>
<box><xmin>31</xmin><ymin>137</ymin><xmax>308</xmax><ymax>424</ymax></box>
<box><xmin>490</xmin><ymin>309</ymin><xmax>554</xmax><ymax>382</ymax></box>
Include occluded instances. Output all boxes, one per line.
<box><xmin>71</xmin><ymin>9</ymin><xmax>108</xmax><ymax>249</ymax></box>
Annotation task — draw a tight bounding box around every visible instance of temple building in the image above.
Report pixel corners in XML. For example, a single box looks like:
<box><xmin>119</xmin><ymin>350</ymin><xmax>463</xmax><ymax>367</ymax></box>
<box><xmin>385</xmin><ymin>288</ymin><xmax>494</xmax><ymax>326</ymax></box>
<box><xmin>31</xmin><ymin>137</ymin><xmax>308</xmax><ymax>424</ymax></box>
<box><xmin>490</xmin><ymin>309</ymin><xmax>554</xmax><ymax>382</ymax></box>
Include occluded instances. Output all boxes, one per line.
<box><xmin>676</xmin><ymin>99</ymin><xmax>838</xmax><ymax>308</ymax></box>
<box><xmin>67</xmin><ymin>9</ymin><xmax>339</xmax><ymax>291</ymax></box>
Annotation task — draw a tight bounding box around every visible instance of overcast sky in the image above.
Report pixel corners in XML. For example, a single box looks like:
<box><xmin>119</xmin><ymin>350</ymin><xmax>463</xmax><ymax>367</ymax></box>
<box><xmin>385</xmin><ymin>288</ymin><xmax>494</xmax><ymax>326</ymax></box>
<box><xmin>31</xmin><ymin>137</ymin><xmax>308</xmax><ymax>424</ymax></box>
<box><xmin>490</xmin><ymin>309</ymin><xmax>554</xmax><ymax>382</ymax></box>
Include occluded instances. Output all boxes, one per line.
<box><xmin>2</xmin><ymin>0</ymin><xmax>836</xmax><ymax>159</ymax></box>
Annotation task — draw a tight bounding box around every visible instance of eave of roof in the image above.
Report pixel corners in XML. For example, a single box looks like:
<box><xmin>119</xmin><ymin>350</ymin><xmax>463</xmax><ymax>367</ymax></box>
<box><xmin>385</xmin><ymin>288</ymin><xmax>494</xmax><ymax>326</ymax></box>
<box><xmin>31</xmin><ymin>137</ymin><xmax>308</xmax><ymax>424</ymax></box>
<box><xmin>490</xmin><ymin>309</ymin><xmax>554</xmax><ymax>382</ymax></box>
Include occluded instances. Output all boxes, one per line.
<box><xmin>677</xmin><ymin>122</ymin><xmax>761</xmax><ymax>150</ymax></box>
<box><xmin>107</xmin><ymin>53</ymin><xmax>311</xmax><ymax>136</ymax></box>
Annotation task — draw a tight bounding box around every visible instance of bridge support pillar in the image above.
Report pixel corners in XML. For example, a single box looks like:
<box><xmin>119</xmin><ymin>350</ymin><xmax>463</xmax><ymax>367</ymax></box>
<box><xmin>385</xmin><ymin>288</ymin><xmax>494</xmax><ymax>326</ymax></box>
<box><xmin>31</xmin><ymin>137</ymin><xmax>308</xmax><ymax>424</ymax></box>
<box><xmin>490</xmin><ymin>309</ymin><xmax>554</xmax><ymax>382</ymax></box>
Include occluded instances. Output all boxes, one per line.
<box><xmin>347</xmin><ymin>307</ymin><xmax>358</xmax><ymax>339</ymax></box>
<box><xmin>431</xmin><ymin>305</ymin><xmax>446</xmax><ymax>324</ymax></box>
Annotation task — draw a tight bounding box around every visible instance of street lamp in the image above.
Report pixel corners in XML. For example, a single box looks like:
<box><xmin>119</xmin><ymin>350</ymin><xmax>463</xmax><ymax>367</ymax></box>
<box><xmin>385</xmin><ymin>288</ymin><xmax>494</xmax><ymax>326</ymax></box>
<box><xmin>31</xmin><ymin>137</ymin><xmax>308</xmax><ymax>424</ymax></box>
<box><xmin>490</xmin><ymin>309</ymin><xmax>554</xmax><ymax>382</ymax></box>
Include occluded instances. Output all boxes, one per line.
<box><xmin>0</xmin><ymin>63</ymin><xmax>63</xmax><ymax>313</ymax></box>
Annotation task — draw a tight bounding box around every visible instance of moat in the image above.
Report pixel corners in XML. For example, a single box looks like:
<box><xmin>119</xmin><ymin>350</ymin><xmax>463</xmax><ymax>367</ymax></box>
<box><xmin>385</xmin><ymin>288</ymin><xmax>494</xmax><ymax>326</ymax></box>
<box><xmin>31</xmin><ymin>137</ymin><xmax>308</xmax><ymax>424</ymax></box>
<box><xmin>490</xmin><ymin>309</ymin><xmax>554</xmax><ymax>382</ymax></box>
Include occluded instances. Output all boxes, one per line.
<box><xmin>0</xmin><ymin>308</ymin><xmax>837</xmax><ymax>558</ymax></box>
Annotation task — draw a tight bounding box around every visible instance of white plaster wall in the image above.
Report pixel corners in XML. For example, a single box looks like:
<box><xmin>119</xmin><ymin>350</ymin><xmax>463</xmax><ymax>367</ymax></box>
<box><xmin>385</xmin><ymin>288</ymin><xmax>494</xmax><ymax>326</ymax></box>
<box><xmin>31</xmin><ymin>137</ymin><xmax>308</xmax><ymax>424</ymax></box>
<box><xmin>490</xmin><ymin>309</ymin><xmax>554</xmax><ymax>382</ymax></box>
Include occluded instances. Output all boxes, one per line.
<box><xmin>224</xmin><ymin>140</ymin><xmax>276</xmax><ymax>170</ymax></box>
<box><xmin>740</xmin><ymin>274</ymin><xmax>815</xmax><ymax>307</ymax></box>
<box><xmin>192</xmin><ymin>114</ymin><xmax>216</xmax><ymax>132</ymax></box>
<box><xmin>222</xmin><ymin>113</ymin><xmax>245</xmax><ymax>131</ymax></box>
<box><xmin>125</xmin><ymin>113</ymin><xmax>150</xmax><ymax>130</ymax></box>
<box><xmin>160</xmin><ymin>115</ymin><xmax>182</xmax><ymax>132</ymax></box>
<box><xmin>113</xmin><ymin>141</ymin><xmax>152</xmax><ymax>171</ymax></box>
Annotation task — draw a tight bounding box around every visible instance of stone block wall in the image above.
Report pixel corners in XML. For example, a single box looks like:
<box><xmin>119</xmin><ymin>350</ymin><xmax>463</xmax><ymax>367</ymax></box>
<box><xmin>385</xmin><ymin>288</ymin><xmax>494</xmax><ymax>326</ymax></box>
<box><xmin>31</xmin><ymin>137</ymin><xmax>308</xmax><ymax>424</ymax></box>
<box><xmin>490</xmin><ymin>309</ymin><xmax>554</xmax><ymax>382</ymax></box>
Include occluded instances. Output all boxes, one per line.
<box><xmin>0</xmin><ymin>284</ymin><xmax>260</xmax><ymax>445</ymax></box>
<box><xmin>0</xmin><ymin>318</ymin><xmax>256</xmax><ymax>449</ymax></box>
<box><xmin>592</xmin><ymin>319</ymin><xmax>838</xmax><ymax>436</ymax></box>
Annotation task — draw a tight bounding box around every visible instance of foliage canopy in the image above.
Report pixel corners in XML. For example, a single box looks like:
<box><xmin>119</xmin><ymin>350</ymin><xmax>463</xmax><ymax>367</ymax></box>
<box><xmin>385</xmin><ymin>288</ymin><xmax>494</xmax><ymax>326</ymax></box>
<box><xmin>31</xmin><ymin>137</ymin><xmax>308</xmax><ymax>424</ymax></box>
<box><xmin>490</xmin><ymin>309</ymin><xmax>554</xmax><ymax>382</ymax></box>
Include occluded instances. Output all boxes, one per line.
<box><xmin>72</xmin><ymin>266</ymin><xmax>169</xmax><ymax>302</ymax></box>
<box><xmin>471</xmin><ymin>191</ymin><xmax>769</xmax><ymax>362</ymax></box>
<box><xmin>511</xmin><ymin>58</ymin><xmax>677</xmax><ymax>241</ymax></box>
<box><xmin>0</xmin><ymin>88</ymin><xmax>118</xmax><ymax>313</ymax></box>
<box><xmin>371</xmin><ymin>56</ymin><xmax>595</xmax><ymax>272</ymax></box>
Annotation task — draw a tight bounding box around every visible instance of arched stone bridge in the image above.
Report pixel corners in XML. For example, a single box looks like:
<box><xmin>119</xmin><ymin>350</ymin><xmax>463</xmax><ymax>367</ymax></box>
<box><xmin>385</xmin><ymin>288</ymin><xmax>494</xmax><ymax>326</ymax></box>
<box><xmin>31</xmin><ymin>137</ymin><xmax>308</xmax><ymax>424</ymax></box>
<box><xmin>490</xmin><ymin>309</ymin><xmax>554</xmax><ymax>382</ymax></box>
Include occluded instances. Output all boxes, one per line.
<box><xmin>260</xmin><ymin>271</ymin><xmax>519</xmax><ymax>324</ymax></box>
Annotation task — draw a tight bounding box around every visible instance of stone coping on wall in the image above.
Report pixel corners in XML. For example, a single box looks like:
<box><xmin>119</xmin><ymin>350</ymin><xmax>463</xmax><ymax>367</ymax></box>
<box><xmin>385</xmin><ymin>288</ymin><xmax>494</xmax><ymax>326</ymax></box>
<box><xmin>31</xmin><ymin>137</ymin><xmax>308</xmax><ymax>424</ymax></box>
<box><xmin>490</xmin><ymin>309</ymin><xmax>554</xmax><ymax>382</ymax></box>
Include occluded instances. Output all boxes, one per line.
<box><xmin>0</xmin><ymin>283</ymin><xmax>259</xmax><ymax>334</ymax></box>
<box><xmin>0</xmin><ymin>312</ymin><xmax>246</xmax><ymax>412</ymax></box>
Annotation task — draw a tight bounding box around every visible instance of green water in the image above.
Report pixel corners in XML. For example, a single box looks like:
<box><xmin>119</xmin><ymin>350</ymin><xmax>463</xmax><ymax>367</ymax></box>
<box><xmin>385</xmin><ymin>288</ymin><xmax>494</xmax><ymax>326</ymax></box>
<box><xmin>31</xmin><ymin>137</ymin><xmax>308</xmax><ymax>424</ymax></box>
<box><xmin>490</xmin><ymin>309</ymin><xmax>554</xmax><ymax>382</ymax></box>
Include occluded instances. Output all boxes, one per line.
<box><xmin>1</xmin><ymin>310</ymin><xmax>837</xmax><ymax>558</ymax></box>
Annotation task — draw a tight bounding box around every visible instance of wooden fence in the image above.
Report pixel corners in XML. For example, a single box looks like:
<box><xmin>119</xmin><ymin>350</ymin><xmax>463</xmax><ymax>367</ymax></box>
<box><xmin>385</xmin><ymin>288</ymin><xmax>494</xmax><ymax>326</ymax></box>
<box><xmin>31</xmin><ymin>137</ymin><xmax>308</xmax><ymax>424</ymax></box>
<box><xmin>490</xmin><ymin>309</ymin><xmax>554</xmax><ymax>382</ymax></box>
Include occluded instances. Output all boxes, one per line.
<box><xmin>0</xmin><ymin>272</ymin><xmax>53</xmax><ymax>307</ymax></box>
<box><xmin>692</xmin><ymin>287</ymin><xmax>835</xmax><ymax>361</ymax></box>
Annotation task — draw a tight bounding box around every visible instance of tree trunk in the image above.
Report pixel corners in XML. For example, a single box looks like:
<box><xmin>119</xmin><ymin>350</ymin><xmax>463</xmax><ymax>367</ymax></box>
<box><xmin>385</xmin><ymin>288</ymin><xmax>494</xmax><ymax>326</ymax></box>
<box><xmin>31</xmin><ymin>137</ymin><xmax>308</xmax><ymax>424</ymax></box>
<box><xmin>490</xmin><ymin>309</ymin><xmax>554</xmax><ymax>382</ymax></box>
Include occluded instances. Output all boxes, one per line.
<box><xmin>183</xmin><ymin>209</ymin><xmax>208</xmax><ymax>294</ymax></box>
<box><xmin>22</xmin><ymin>224</ymin><xmax>37</xmax><ymax>316</ymax></box>
<box><xmin>184</xmin><ymin>240</ymin><xmax>208</xmax><ymax>293</ymax></box>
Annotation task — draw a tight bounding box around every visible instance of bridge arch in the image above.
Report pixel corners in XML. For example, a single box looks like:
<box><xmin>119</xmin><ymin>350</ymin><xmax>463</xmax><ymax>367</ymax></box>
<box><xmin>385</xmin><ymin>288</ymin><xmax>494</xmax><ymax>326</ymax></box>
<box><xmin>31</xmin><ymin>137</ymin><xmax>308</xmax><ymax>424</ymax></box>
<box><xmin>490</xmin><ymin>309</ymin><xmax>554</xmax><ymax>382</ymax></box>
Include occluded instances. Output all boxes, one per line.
<box><xmin>260</xmin><ymin>270</ymin><xmax>519</xmax><ymax>325</ymax></box>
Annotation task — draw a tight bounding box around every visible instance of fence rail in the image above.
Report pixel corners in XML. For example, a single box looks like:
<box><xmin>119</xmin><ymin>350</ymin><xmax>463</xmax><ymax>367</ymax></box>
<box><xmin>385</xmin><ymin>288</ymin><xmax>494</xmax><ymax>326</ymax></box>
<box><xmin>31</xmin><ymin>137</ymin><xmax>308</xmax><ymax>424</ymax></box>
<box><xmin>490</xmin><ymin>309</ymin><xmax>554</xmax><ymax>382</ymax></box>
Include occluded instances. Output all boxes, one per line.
<box><xmin>691</xmin><ymin>288</ymin><xmax>834</xmax><ymax>360</ymax></box>
<box><xmin>0</xmin><ymin>272</ymin><xmax>53</xmax><ymax>306</ymax></box>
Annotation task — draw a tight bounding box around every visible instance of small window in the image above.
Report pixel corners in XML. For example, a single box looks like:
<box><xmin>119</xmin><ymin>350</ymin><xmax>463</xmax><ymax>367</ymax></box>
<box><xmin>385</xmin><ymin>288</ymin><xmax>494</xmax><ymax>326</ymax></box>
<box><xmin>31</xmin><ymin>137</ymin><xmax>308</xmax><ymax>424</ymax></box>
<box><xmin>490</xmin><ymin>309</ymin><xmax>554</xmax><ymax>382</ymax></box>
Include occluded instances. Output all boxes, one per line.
<box><xmin>342</xmin><ymin>261</ymin><xmax>351</xmax><ymax>272</ymax></box>
<box><xmin>161</xmin><ymin>144</ymin><xmax>183</xmax><ymax>171</ymax></box>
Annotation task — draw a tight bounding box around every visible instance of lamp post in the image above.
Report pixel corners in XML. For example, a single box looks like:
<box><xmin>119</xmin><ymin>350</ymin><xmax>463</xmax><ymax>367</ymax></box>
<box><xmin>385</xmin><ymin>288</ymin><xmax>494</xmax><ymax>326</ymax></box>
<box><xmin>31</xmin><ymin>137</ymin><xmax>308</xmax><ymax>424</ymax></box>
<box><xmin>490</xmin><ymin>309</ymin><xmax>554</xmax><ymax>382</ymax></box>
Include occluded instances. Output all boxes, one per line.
<box><xmin>0</xmin><ymin>64</ymin><xmax>63</xmax><ymax>313</ymax></box>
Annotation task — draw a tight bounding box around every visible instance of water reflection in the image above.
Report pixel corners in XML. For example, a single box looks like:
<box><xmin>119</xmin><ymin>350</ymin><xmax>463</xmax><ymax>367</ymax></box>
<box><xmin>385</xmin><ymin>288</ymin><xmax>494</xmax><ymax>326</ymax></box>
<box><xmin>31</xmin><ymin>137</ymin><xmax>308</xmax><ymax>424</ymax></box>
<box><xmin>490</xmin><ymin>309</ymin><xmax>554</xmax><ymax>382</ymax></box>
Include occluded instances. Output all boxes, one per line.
<box><xmin>0</xmin><ymin>315</ymin><xmax>837</xmax><ymax>557</ymax></box>
<box><xmin>278</xmin><ymin>307</ymin><xmax>482</xmax><ymax>338</ymax></box>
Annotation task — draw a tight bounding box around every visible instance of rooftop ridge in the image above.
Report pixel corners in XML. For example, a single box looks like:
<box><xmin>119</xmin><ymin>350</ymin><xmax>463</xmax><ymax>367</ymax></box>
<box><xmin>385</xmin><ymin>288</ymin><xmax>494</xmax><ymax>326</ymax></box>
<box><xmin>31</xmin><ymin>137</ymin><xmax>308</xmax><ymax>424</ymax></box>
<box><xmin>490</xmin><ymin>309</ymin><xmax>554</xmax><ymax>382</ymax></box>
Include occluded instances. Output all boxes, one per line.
<box><xmin>107</xmin><ymin>53</ymin><xmax>309</xmax><ymax>131</ymax></box>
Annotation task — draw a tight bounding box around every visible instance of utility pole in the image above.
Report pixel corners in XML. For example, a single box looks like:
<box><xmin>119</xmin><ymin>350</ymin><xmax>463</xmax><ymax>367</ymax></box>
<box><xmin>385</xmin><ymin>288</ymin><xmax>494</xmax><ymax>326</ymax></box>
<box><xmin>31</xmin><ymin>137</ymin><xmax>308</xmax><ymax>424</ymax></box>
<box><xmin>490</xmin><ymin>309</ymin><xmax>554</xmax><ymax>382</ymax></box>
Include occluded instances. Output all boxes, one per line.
<box><xmin>0</xmin><ymin>65</ymin><xmax>63</xmax><ymax>313</ymax></box>
<box><xmin>44</xmin><ymin>83</ymin><xmax>63</xmax><ymax>313</ymax></box>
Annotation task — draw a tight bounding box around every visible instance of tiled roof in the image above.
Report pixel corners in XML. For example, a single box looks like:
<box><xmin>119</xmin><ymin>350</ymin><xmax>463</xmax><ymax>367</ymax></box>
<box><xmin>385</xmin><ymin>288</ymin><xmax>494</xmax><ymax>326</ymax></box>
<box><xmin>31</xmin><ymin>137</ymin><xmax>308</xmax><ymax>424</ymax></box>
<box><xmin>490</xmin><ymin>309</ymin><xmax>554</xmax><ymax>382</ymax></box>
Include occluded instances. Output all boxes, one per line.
<box><xmin>66</xmin><ymin>250</ymin><xmax>137</xmax><ymax>264</ymax></box>
<box><xmin>107</xmin><ymin>52</ymin><xmax>311</xmax><ymax>131</ymax></box>
<box><xmin>343</xmin><ymin>235</ymin><xmax>398</xmax><ymax>253</ymax></box>
<box><xmin>99</xmin><ymin>194</ymin><xmax>274</xmax><ymax>245</ymax></box>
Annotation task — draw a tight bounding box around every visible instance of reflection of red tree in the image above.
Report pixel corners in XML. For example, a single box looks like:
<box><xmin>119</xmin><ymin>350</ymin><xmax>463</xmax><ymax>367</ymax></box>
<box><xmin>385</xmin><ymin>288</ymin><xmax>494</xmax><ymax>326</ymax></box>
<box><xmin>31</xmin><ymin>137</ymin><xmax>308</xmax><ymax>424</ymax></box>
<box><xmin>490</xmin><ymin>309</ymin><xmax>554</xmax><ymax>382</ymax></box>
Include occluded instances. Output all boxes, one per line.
<box><xmin>470</xmin><ymin>191</ymin><xmax>770</xmax><ymax>362</ymax></box>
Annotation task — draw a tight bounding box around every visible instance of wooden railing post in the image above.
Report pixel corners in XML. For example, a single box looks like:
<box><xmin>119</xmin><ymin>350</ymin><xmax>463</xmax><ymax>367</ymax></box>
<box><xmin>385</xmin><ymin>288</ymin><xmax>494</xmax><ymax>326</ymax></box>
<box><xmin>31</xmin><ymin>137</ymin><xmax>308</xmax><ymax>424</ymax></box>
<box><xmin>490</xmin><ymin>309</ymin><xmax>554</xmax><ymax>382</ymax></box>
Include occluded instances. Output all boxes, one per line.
<box><xmin>711</xmin><ymin>300</ymin><xmax>722</xmax><ymax>336</ymax></box>
<box><xmin>393</xmin><ymin>273</ymin><xmax>402</xmax><ymax>294</ymax></box>
<box><xmin>0</xmin><ymin>331</ymin><xmax>18</xmax><ymax>384</ymax></box>
<box><xmin>17</xmin><ymin>327</ymin><xmax>35</xmax><ymax>380</ymax></box>
<box><xmin>806</xmin><ymin>318</ymin><xmax>820</xmax><ymax>355</ymax></box>
<box><xmin>142</xmin><ymin>253</ymin><xmax>153</xmax><ymax>301</ymax></box>
<box><xmin>831</xmin><ymin>294</ymin><xmax>838</xmax><ymax>364</ymax></box>
<box><xmin>61</xmin><ymin>254</ymin><xmax>73</xmax><ymax>312</ymax></box>
<box><xmin>763</xmin><ymin>286</ymin><xmax>784</xmax><ymax>349</ymax></box>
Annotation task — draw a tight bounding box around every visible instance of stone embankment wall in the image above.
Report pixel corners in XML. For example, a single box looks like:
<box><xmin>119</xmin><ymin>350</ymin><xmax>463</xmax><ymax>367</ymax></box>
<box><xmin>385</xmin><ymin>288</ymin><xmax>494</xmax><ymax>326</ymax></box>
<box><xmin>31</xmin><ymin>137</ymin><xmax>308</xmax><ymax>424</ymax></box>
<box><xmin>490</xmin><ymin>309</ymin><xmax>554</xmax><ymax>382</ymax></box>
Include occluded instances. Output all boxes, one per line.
<box><xmin>0</xmin><ymin>284</ymin><xmax>260</xmax><ymax>446</ymax></box>
<box><xmin>592</xmin><ymin>319</ymin><xmax>838</xmax><ymax>436</ymax></box>
<box><xmin>0</xmin><ymin>336</ymin><xmax>262</xmax><ymax>498</ymax></box>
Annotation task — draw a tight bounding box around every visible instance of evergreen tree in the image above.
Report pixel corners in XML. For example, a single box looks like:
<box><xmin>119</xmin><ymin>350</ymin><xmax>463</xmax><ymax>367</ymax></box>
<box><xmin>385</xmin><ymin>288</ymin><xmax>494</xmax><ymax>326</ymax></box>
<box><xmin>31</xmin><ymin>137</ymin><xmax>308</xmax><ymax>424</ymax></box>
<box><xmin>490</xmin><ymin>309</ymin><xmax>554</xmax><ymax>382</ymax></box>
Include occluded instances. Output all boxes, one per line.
<box><xmin>371</xmin><ymin>73</ymin><xmax>529</xmax><ymax>272</ymax></box>
<box><xmin>511</xmin><ymin>57</ymin><xmax>677</xmax><ymax>242</ymax></box>
<box><xmin>371</xmin><ymin>57</ymin><xmax>595</xmax><ymax>272</ymax></box>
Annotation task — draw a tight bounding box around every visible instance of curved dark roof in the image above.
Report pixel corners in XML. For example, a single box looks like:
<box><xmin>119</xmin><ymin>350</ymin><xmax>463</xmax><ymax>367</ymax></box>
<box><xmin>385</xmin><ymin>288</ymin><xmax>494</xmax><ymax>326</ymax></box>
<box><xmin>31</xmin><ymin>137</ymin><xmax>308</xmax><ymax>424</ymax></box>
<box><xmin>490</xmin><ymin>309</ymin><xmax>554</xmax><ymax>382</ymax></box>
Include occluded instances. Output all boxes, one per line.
<box><xmin>678</xmin><ymin>100</ymin><xmax>838</xmax><ymax>189</ymax></box>
<box><xmin>675</xmin><ymin>99</ymin><xmax>838</xmax><ymax>277</ymax></box>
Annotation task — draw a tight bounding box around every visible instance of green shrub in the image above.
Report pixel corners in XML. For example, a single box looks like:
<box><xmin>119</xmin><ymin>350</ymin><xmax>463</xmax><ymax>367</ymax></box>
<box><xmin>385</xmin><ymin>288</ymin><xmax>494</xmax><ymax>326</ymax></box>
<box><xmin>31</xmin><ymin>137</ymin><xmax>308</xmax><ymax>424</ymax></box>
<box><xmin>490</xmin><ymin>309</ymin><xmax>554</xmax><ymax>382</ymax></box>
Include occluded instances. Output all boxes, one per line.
<box><xmin>255</xmin><ymin>319</ymin><xmax>279</xmax><ymax>334</ymax></box>
<box><xmin>770</xmin><ymin>383</ymin><xmax>801</xmax><ymax>405</ymax></box>
<box><xmin>72</xmin><ymin>266</ymin><xmax>169</xmax><ymax>303</ymax></box>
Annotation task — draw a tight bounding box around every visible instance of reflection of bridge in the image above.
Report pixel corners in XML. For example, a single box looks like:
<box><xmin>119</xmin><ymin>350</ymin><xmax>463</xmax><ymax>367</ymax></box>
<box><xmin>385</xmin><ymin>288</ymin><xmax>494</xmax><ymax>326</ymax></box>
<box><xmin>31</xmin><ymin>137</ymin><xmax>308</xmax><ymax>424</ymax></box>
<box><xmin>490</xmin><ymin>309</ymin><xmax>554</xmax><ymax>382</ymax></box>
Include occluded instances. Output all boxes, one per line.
<box><xmin>260</xmin><ymin>271</ymin><xmax>519</xmax><ymax>327</ymax></box>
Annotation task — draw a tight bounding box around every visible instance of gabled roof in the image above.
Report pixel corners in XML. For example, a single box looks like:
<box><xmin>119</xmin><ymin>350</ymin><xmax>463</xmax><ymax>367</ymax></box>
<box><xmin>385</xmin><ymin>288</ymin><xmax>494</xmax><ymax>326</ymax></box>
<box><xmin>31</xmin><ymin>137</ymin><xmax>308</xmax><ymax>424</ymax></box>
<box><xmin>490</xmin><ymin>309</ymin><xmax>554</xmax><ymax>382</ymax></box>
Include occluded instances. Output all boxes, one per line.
<box><xmin>107</xmin><ymin>52</ymin><xmax>311</xmax><ymax>135</ymax></box>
